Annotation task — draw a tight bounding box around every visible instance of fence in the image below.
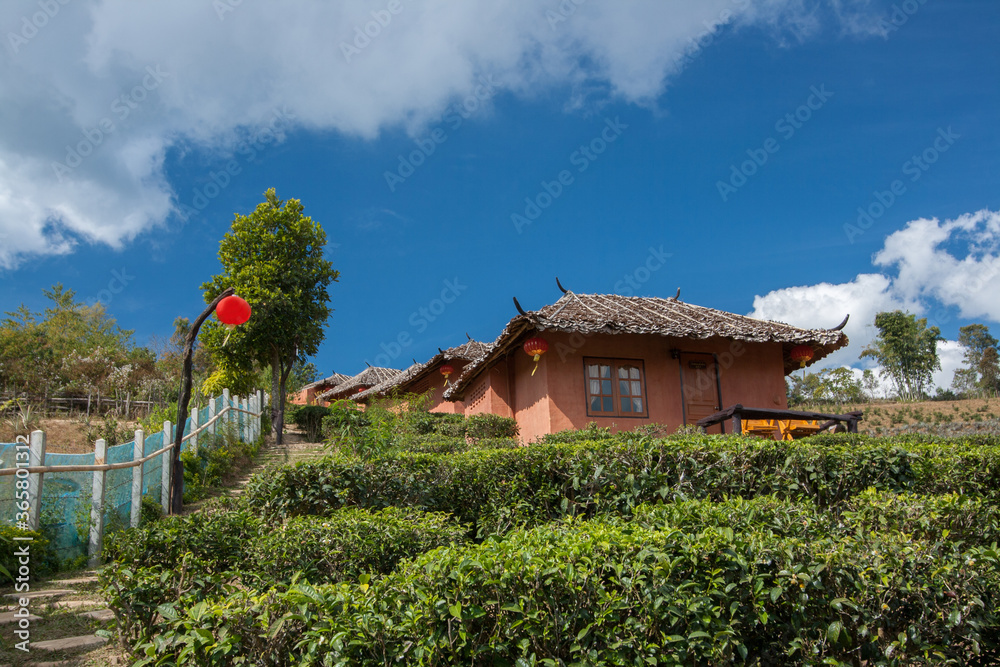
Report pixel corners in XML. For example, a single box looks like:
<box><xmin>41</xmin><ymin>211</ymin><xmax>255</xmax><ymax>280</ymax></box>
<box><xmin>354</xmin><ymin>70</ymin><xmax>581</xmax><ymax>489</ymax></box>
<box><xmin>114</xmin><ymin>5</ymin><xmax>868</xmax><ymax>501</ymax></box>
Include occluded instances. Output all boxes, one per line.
<box><xmin>0</xmin><ymin>389</ymin><xmax>267</xmax><ymax>566</ymax></box>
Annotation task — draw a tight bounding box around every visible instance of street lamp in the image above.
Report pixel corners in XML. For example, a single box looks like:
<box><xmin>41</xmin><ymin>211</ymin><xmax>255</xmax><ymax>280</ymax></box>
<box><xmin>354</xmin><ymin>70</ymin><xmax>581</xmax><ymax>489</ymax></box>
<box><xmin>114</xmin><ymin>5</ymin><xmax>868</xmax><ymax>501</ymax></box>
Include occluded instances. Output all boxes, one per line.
<box><xmin>169</xmin><ymin>288</ymin><xmax>251</xmax><ymax>514</ymax></box>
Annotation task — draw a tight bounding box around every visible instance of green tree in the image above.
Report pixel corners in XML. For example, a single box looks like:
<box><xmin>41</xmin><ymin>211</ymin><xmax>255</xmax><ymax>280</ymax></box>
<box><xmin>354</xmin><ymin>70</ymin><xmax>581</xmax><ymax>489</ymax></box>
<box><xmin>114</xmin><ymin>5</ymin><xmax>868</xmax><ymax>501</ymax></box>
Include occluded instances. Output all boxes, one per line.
<box><xmin>286</xmin><ymin>360</ymin><xmax>319</xmax><ymax>397</ymax></box>
<box><xmin>860</xmin><ymin>311</ymin><xmax>942</xmax><ymax>401</ymax></box>
<box><xmin>952</xmin><ymin>324</ymin><xmax>999</xmax><ymax>397</ymax></box>
<box><xmin>201</xmin><ymin>189</ymin><xmax>339</xmax><ymax>444</ymax></box>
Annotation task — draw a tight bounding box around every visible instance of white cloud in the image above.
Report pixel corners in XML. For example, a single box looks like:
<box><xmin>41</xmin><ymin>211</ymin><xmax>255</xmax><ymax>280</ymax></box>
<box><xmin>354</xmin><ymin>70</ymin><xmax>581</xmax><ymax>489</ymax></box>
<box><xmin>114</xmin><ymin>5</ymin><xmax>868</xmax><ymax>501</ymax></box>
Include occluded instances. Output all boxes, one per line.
<box><xmin>0</xmin><ymin>0</ymin><xmax>883</xmax><ymax>269</ymax></box>
<box><xmin>874</xmin><ymin>210</ymin><xmax>1000</xmax><ymax>322</ymax></box>
<box><xmin>752</xmin><ymin>210</ymin><xmax>1000</xmax><ymax>392</ymax></box>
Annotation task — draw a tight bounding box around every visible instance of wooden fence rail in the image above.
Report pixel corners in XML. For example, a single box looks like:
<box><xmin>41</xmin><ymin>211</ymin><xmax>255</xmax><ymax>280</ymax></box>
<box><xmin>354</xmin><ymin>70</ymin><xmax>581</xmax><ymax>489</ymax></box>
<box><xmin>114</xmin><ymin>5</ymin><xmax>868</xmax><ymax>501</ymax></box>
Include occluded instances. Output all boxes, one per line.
<box><xmin>2</xmin><ymin>390</ymin><xmax>267</xmax><ymax>566</ymax></box>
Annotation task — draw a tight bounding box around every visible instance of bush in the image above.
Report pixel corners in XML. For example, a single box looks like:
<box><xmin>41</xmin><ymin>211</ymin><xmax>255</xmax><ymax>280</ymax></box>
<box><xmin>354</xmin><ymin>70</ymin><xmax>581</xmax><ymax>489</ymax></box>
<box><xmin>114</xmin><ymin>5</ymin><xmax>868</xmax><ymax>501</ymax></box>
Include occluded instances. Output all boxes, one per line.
<box><xmin>244</xmin><ymin>507</ymin><xmax>467</xmax><ymax>587</ymax></box>
<box><xmin>465</xmin><ymin>413</ymin><xmax>519</xmax><ymax>441</ymax></box>
<box><xmin>0</xmin><ymin>525</ymin><xmax>54</xmax><ymax>582</ymax></box>
<box><xmin>534</xmin><ymin>421</ymin><xmax>614</xmax><ymax>444</ymax></box>
<box><xmin>242</xmin><ymin>434</ymin><xmax>963</xmax><ymax>538</ymax></box>
<box><xmin>179</xmin><ymin>422</ymin><xmax>262</xmax><ymax>502</ymax></box>
<box><xmin>286</xmin><ymin>404</ymin><xmax>329</xmax><ymax>441</ymax></box>
<box><xmin>139</xmin><ymin>495</ymin><xmax>163</xmax><ymax>527</ymax></box>
<box><xmin>135</xmin><ymin>517</ymin><xmax>1000</xmax><ymax>665</ymax></box>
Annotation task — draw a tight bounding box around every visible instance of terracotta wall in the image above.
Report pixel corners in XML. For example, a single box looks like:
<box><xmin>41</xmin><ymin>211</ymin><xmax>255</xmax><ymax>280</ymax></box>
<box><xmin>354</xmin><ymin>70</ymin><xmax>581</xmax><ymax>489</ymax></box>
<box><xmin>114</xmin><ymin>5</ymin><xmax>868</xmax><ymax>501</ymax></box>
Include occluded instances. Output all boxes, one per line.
<box><xmin>426</xmin><ymin>360</ymin><xmax>468</xmax><ymax>414</ymax></box>
<box><xmin>509</xmin><ymin>331</ymin><xmax>787</xmax><ymax>441</ymax></box>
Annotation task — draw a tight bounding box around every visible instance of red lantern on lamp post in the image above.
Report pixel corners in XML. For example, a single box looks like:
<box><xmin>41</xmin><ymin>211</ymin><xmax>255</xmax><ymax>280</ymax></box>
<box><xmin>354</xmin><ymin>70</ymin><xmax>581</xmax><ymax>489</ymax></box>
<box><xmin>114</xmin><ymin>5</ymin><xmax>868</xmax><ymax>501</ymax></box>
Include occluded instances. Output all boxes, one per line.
<box><xmin>440</xmin><ymin>364</ymin><xmax>455</xmax><ymax>385</ymax></box>
<box><xmin>170</xmin><ymin>287</ymin><xmax>252</xmax><ymax>515</ymax></box>
<box><xmin>790</xmin><ymin>345</ymin><xmax>814</xmax><ymax>368</ymax></box>
<box><xmin>216</xmin><ymin>294</ymin><xmax>252</xmax><ymax>327</ymax></box>
<box><xmin>523</xmin><ymin>337</ymin><xmax>548</xmax><ymax>376</ymax></box>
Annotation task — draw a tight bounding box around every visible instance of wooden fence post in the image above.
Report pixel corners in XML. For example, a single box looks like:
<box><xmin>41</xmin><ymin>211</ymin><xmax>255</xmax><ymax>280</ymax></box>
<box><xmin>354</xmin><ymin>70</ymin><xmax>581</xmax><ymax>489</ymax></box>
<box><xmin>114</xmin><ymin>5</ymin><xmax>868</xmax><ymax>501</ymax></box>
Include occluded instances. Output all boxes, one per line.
<box><xmin>161</xmin><ymin>421</ymin><xmax>172</xmax><ymax>514</ymax></box>
<box><xmin>130</xmin><ymin>429</ymin><xmax>145</xmax><ymax>528</ymax></box>
<box><xmin>208</xmin><ymin>394</ymin><xmax>217</xmax><ymax>436</ymax></box>
<box><xmin>27</xmin><ymin>430</ymin><xmax>46</xmax><ymax>532</ymax></box>
<box><xmin>190</xmin><ymin>407</ymin><xmax>199</xmax><ymax>454</ymax></box>
<box><xmin>89</xmin><ymin>438</ymin><xmax>107</xmax><ymax>567</ymax></box>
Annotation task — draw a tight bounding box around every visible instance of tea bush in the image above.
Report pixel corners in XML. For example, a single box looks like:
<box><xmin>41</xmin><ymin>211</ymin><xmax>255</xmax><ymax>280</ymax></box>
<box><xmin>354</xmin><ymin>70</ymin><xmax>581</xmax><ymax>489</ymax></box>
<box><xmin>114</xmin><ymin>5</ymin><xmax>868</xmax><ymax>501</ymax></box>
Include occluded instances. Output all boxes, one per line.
<box><xmin>286</xmin><ymin>404</ymin><xmax>330</xmax><ymax>441</ymax></box>
<box><xmin>241</xmin><ymin>434</ymin><xmax>989</xmax><ymax>537</ymax></box>
<box><xmin>244</xmin><ymin>507</ymin><xmax>467</xmax><ymax>587</ymax></box>
<box><xmin>106</xmin><ymin>431</ymin><xmax>1000</xmax><ymax>664</ymax></box>
<box><xmin>133</xmin><ymin>516</ymin><xmax>1000</xmax><ymax>665</ymax></box>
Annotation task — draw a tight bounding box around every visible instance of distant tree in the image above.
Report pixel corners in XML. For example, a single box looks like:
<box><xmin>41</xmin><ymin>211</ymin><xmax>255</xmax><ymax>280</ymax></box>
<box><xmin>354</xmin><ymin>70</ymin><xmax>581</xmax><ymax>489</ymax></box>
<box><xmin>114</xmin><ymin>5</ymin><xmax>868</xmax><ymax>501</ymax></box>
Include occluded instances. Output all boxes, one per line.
<box><xmin>860</xmin><ymin>311</ymin><xmax>942</xmax><ymax>401</ymax></box>
<box><xmin>980</xmin><ymin>347</ymin><xmax>1000</xmax><ymax>397</ymax></box>
<box><xmin>153</xmin><ymin>317</ymin><xmax>217</xmax><ymax>402</ymax></box>
<box><xmin>820</xmin><ymin>368</ymin><xmax>865</xmax><ymax>405</ymax></box>
<box><xmin>201</xmin><ymin>189</ymin><xmax>339</xmax><ymax>444</ymax></box>
<box><xmin>952</xmin><ymin>324</ymin><xmax>1000</xmax><ymax>397</ymax></box>
<box><xmin>0</xmin><ymin>285</ymin><xmax>148</xmax><ymax>413</ymax></box>
<box><xmin>286</xmin><ymin>360</ymin><xmax>319</xmax><ymax>397</ymax></box>
<box><xmin>861</xmin><ymin>369</ymin><xmax>880</xmax><ymax>402</ymax></box>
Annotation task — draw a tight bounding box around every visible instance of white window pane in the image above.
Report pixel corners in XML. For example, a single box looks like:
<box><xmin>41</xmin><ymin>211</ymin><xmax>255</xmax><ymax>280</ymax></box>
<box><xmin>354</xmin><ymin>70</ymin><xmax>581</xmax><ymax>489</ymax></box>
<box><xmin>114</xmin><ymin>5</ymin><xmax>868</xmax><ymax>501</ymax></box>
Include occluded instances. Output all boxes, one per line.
<box><xmin>633</xmin><ymin>398</ymin><xmax>643</xmax><ymax>412</ymax></box>
<box><xmin>631</xmin><ymin>380</ymin><xmax>641</xmax><ymax>395</ymax></box>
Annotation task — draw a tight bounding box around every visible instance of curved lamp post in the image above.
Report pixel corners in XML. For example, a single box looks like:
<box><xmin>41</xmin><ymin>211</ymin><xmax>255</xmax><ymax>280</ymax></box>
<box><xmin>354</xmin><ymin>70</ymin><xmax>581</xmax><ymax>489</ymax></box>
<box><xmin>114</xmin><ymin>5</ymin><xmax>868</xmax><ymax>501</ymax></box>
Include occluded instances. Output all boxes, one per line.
<box><xmin>170</xmin><ymin>287</ymin><xmax>252</xmax><ymax>514</ymax></box>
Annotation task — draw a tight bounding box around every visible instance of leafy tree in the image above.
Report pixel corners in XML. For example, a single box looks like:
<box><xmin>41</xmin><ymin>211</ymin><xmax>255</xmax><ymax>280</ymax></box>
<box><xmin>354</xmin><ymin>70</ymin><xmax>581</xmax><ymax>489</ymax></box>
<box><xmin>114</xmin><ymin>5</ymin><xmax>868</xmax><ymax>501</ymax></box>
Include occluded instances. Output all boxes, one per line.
<box><xmin>286</xmin><ymin>360</ymin><xmax>319</xmax><ymax>397</ymax></box>
<box><xmin>861</xmin><ymin>369</ymin><xmax>880</xmax><ymax>402</ymax></box>
<box><xmin>980</xmin><ymin>346</ymin><xmax>1000</xmax><ymax>396</ymax></box>
<box><xmin>201</xmin><ymin>189</ymin><xmax>339</xmax><ymax>444</ymax></box>
<box><xmin>153</xmin><ymin>317</ymin><xmax>217</xmax><ymax>402</ymax></box>
<box><xmin>952</xmin><ymin>324</ymin><xmax>999</xmax><ymax>397</ymax></box>
<box><xmin>0</xmin><ymin>285</ymin><xmax>151</xmax><ymax>414</ymax></box>
<box><xmin>860</xmin><ymin>311</ymin><xmax>942</xmax><ymax>401</ymax></box>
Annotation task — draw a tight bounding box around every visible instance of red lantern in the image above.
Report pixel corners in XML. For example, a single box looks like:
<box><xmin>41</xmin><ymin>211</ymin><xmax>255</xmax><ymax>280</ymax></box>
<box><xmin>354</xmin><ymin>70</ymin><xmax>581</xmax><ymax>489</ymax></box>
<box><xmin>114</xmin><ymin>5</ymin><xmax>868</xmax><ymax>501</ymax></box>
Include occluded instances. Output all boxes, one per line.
<box><xmin>523</xmin><ymin>337</ymin><xmax>548</xmax><ymax>376</ymax></box>
<box><xmin>790</xmin><ymin>345</ymin><xmax>814</xmax><ymax>368</ymax></box>
<box><xmin>216</xmin><ymin>295</ymin><xmax>252</xmax><ymax>327</ymax></box>
<box><xmin>440</xmin><ymin>364</ymin><xmax>455</xmax><ymax>385</ymax></box>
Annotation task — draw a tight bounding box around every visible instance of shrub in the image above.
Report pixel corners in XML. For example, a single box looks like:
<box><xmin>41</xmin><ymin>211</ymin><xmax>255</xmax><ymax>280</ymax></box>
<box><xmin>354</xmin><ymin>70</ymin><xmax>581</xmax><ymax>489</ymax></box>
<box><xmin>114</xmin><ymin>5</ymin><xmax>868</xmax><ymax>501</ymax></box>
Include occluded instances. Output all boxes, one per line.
<box><xmin>242</xmin><ymin>435</ymin><xmax>960</xmax><ymax>537</ymax></box>
<box><xmin>465</xmin><ymin>413</ymin><xmax>519</xmax><ymax>440</ymax></box>
<box><xmin>534</xmin><ymin>421</ymin><xmax>614</xmax><ymax>444</ymax></box>
<box><xmin>135</xmin><ymin>518</ymin><xmax>1000</xmax><ymax>665</ymax></box>
<box><xmin>286</xmin><ymin>404</ymin><xmax>329</xmax><ymax>441</ymax></box>
<box><xmin>0</xmin><ymin>525</ymin><xmax>54</xmax><ymax>582</ymax></box>
<box><xmin>139</xmin><ymin>495</ymin><xmax>163</xmax><ymax>527</ymax></box>
<box><xmin>244</xmin><ymin>507</ymin><xmax>467</xmax><ymax>587</ymax></box>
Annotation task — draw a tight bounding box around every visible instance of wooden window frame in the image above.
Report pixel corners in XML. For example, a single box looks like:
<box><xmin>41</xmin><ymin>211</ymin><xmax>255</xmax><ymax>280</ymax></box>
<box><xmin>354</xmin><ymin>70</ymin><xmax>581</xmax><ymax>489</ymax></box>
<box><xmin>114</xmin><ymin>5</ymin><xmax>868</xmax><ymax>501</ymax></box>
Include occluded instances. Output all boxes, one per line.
<box><xmin>583</xmin><ymin>357</ymin><xmax>649</xmax><ymax>419</ymax></box>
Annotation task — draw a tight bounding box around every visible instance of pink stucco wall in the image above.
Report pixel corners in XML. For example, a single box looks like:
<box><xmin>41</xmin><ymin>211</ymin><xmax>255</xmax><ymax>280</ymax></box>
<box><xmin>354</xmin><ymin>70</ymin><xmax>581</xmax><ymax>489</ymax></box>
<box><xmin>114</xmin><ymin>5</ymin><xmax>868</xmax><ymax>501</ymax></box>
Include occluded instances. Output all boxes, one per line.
<box><xmin>462</xmin><ymin>331</ymin><xmax>789</xmax><ymax>443</ymax></box>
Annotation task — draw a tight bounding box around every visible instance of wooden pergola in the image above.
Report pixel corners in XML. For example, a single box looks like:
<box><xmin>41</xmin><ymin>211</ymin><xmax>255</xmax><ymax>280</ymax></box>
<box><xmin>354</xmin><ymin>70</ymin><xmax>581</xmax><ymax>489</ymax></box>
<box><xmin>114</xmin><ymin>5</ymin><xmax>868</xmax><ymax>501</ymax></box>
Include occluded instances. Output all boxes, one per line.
<box><xmin>696</xmin><ymin>404</ymin><xmax>863</xmax><ymax>438</ymax></box>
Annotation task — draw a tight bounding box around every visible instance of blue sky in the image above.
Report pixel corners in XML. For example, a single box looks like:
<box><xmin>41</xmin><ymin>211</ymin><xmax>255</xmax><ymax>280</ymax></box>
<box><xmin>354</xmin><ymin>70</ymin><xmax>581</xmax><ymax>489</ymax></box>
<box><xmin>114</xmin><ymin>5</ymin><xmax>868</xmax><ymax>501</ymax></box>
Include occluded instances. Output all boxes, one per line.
<box><xmin>1</xmin><ymin>0</ymin><xmax>998</xmax><ymax>388</ymax></box>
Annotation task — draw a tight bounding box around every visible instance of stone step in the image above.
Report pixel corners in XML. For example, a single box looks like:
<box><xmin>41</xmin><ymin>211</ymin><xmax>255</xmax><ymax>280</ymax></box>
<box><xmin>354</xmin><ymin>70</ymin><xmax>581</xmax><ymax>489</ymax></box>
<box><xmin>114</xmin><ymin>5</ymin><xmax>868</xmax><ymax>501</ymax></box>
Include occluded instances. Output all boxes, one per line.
<box><xmin>0</xmin><ymin>610</ymin><xmax>41</xmax><ymax>624</ymax></box>
<box><xmin>78</xmin><ymin>608</ymin><xmax>114</xmax><ymax>622</ymax></box>
<box><xmin>3</xmin><ymin>589</ymin><xmax>74</xmax><ymax>600</ymax></box>
<box><xmin>48</xmin><ymin>575</ymin><xmax>98</xmax><ymax>586</ymax></box>
<box><xmin>32</xmin><ymin>634</ymin><xmax>108</xmax><ymax>651</ymax></box>
<box><xmin>46</xmin><ymin>599</ymin><xmax>101</xmax><ymax>610</ymax></box>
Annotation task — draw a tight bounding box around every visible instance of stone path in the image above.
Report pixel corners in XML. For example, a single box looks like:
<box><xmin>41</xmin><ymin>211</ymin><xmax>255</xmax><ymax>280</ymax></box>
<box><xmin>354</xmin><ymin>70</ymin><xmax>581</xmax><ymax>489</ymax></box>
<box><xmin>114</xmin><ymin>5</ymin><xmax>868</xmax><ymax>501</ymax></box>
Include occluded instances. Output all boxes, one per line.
<box><xmin>0</xmin><ymin>431</ymin><xmax>327</xmax><ymax>665</ymax></box>
<box><xmin>0</xmin><ymin>572</ymin><xmax>116</xmax><ymax>666</ymax></box>
<box><xmin>220</xmin><ymin>430</ymin><xmax>328</xmax><ymax>499</ymax></box>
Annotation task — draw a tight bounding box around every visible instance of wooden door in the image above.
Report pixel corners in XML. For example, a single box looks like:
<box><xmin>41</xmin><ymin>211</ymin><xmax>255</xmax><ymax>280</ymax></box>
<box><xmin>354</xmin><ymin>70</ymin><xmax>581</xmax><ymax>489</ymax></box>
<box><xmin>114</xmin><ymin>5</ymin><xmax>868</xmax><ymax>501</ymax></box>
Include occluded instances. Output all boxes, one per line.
<box><xmin>679</xmin><ymin>352</ymin><xmax>723</xmax><ymax>434</ymax></box>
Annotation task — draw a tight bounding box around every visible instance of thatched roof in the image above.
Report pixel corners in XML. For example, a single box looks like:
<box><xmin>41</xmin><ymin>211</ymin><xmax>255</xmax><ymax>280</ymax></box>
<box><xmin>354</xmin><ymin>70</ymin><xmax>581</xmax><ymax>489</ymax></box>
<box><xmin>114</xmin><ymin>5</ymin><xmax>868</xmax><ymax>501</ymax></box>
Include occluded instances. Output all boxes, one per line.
<box><xmin>303</xmin><ymin>372</ymin><xmax>349</xmax><ymax>392</ymax></box>
<box><xmin>317</xmin><ymin>366</ymin><xmax>401</xmax><ymax>401</ymax></box>
<box><xmin>356</xmin><ymin>339</ymin><xmax>493</xmax><ymax>401</ymax></box>
<box><xmin>443</xmin><ymin>291</ymin><xmax>849</xmax><ymax>399</ymax></box>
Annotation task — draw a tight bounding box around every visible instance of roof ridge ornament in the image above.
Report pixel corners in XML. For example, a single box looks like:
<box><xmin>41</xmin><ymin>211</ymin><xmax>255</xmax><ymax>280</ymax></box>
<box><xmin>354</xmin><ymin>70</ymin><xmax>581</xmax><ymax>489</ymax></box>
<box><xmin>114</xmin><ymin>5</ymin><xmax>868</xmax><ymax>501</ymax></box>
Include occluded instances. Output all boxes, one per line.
<box><xmin>830</xmin><ymin>314</ymin><xmax>850</xmax><ymax>331</ymax></box>
<box><xmin>556</xmin><ymin>277</ymin><xmax>569</xmax><ymax>294</ymax></box>
<box><xmin>674</xmin><ymin>288</ymin><xmax>681</xmax><ymax>301</ymax></box>
<box><xmin>513</xmin><ymin>296</ymin><xmax>528</xmax><ymax>316</ymax></box>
